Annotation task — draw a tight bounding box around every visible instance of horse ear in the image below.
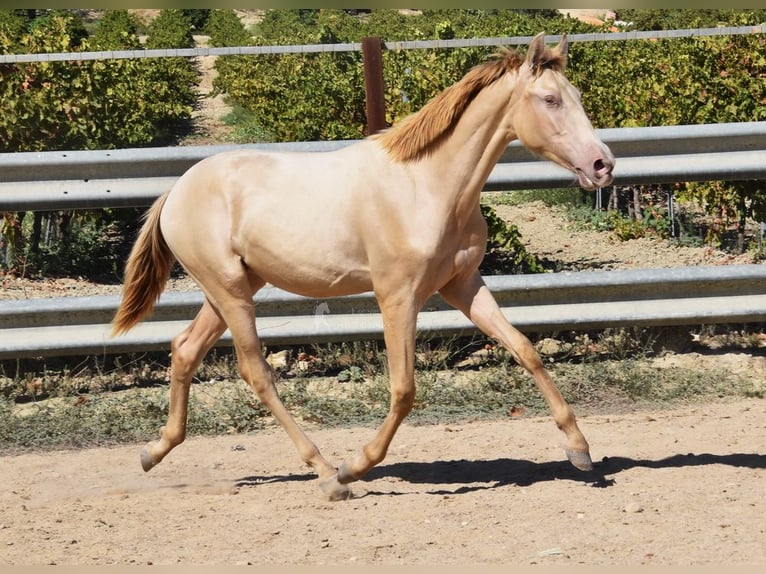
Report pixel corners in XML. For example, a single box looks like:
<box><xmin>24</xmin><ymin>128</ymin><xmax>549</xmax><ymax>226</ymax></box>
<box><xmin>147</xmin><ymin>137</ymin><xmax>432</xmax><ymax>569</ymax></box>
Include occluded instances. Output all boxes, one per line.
<box><xmin>525</xmin><ymin>32</ymin><xmax>547</xmax><ymax>72</ymax></box>
<box><xmin>555</xmin><ymin>33</ymin><xmax>569</xmax><ymax>65</ymax></box>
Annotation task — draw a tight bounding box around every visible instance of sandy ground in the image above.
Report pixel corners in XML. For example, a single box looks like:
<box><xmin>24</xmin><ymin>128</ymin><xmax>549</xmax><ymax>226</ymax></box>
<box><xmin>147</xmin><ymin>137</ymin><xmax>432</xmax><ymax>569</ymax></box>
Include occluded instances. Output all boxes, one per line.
<box><xmin>1</xmin><ymin>398</ymin><xmax>764</xmax><ymax>565</ymax></box>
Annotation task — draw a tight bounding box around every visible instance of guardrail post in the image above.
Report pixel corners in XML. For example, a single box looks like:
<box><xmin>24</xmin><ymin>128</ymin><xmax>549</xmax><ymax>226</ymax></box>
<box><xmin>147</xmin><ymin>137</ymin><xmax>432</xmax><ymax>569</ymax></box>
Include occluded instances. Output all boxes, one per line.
<box><xmin>667</xmin><ymin>188</ymin><xmax>677</xmax><ymax>238</ymax></box>
<box><xmin>362</xmin><ymin>36</ymin><xmax>386</xmax><ymax>135</ymax></box>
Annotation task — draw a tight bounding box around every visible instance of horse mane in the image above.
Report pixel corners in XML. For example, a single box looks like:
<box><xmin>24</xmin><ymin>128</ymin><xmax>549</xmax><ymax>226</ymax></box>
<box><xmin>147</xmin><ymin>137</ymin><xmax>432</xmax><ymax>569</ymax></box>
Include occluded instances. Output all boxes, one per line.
<box><xmin>374</xmin><ymin>45</ymin><xmax>563</xmax><ymax>163</ymax></box>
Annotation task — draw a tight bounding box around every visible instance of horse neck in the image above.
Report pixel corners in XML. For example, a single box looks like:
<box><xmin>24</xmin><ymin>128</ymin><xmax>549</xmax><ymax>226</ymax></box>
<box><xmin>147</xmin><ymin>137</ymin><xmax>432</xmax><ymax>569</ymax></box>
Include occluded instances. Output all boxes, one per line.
<box><xmin>421</xmin><ymin>74</ymin><xmax>520</xmax><ymax>218</ymax></box>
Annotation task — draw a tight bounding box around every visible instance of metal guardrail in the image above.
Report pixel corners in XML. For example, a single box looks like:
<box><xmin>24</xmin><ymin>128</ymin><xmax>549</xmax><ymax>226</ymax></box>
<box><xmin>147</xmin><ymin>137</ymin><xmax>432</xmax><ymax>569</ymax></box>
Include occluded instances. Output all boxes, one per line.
<box><xmin>0</xmin><ymin>25</ymin><xmax>762</xmax><ymax>64</ymax></box>
<box><xmin>0</xmin><ymin>265</ymin><xmax>764</xmax><ymax>359</ymax></box>
<box><xmin>0</xmin><ymin>122</ymin><xmax>764</xmax><ymax>359</ymax></box>
<box><xmin>1</xmin><ymin>122</ymin><xmax>764</xmax><ymax>211</ymax></box>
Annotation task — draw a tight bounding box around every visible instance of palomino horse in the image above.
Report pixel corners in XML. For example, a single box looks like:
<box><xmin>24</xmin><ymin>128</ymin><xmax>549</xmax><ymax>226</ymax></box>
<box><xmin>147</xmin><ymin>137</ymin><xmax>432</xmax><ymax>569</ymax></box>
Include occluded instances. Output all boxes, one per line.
<box><xmin>113</xmin><ymin>33</ymin><xmax>614</xmax><ymax>500</ymax></box>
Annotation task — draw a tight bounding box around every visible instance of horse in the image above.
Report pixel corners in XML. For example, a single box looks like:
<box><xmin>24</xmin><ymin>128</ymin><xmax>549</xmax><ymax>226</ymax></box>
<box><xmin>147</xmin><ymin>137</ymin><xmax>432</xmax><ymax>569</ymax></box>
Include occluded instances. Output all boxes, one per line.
<box><xmin>112</xmin><ymin>33</ymin><xmax>615</xmax><ymax>501</ymax></box>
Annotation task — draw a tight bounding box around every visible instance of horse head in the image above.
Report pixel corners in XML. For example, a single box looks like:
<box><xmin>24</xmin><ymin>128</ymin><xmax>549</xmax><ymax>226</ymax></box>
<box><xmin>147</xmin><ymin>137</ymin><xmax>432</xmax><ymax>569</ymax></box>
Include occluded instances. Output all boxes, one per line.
<box><xmin>512</xmin><ymin>33</ymin><xmax>614</xmax><ymax>190</ymax></box>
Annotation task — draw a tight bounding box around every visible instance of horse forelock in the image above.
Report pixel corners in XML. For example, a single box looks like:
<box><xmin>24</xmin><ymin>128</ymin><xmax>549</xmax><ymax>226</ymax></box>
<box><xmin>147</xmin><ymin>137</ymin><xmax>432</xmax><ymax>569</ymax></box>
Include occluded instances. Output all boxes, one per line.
<box><xmin>374</xmin><ymin>48</ymin><xmax>523</xmax><ymax>162</ymax></box>
<box><xmin>530</xmin><ymin>49</ymin><xmax>566</xmax><ymax>77</ymax></box>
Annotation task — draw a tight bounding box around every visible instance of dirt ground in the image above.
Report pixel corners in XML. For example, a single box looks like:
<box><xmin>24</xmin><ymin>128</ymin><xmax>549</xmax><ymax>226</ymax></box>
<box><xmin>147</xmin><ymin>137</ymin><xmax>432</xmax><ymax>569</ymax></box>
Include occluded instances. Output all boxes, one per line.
<box><xmin>1</xmin><ymin>398</ymin><xmax>764</xmax><ymax>565</ymax></box>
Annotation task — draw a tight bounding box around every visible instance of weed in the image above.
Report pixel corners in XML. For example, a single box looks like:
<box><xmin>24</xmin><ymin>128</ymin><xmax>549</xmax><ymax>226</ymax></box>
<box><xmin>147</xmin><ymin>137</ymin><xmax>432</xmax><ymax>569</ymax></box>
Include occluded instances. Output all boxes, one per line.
<box><xmin>479</xmin><ymin>204</ymin><xmax>546</xmax><ymax>274</ymax></box>
<box><xmin>279</xmin><ymin>377</ymin><xmax>387</xmax><ymax>426</ymax></box>
<box><xmin>484</xmin><ymin>188</ymin><xmax>585</xmax><ymax>208</ymax></box>
<box><xmin>222</xmin><ymin>104</ymin><xmax>274</xmax><ymax>143</ymax></box>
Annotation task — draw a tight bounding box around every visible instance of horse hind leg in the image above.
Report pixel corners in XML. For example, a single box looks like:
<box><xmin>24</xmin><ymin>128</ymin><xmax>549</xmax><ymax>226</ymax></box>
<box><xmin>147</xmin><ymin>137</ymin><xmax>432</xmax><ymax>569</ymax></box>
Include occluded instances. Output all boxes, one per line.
<box><xmin>141</xmin><ymin>298</ymin><xmax>227</xmax><ymax>471</ymax></box>
<box><xmin>207</xmin><ymin>283</ymin><xmax>351</xmax><ymax>501</ymax></box>
<box><xmin>235</xmin><ymin>333</ymin><xmax>352</xmax><ymax>501</ymax></box>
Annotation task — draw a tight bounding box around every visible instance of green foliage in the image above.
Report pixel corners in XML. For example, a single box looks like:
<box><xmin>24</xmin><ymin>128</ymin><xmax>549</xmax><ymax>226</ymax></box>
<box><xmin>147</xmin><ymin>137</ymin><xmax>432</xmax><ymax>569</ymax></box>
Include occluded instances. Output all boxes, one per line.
<box><xmin>566</xmin><ymin>203</ymin><xmax>671</xmax><ymax>242</ymax></box>
<box><xmin>222</xmin><ymin>104</ymin><xmax>273</xmax><ymax>143</ymax></box>
<box><xmin>255</xmin><ymin>9</ymin><xmax>321</xmax><ymax>42</ymax></box>
<box><xmin>31</xmin><ymin>10</ymin><xmax>87</xmax><ymax>48</ymax></box>
<box><xmin>487</xmin><ymin>188</ymin><xmax>585</xmax><ymax>208</ymax></box>
<box><xmin>0</xmin><ymin>11</ymin><xmax>199</xmax><ymax>154</ymax></box>
<box><xmin>89</xmin><ymin>9</ymin><xmax>140</xmax><ymax>50</ymax></box>
<box><xmin>0</xmin><ymin>390</ymin><xmax>169</xmax><ymax>449</ymax></box>
<box><xmin>214</xmin><ymin>46</ymin><xmax>366</xmax><ymax>141</ymax></box>
<box><xmin>212</xmin><ymin>10</ymin><xmax>371</xmax><ymax>141</ymax></box>
<box><xmin>26</xmin><ymin>208</ymin><xmax>143</xmax><ymax>280</ymax></box>
<box><xmin>204</xmin><ymin>8</ymin><xmax>251</xmax><ymax>47</ymax></box>
<box><xmin>0</xmin><ymin>10</ymin><xmax>33</xmax><ymax>50</ymax></box>
<box><xmin>214</xmin><ymin>8</ymin><xmax>763</xmax><ymax>139</ymax></box>
<box><xmin>280</xmin><ymin>378</ymin><xmax>386</xmax><ymax>425</ymax></box>
<box><xmin>567</xmin><ymin>35</ymin><xmax>766</xmax><ymax>127</ymax></box>
<box><xmin>143</xmin><ymin>9</ymin><xmax>200</xmax><ymax>144</ymax></box>
<box><xmin>0</xmin><ymin>10</ymin><xmax>199</xmax><ymax>273</ymax></box>
<box><xmin>0</xmin><ymin>14</ymin><xmax>105</xmax><ymax>152</ymax></box>
<box><xmin>180</xmin><ymin>9</ymin><xmax>210</xmax><ymax>32</ymax></box>
<box><xmin>565</xmin><ymin>16</ymin><xmax>765</xmax><ymax>246</ymax></box>
<box><xmin>479</xmin><ymin>204</ymin><xmax>546</xmax><ymax>274</ymax></box>
<box><xmin>0</xmin><ymin>9</ymin><xmax>87</xmax><ymax>52</ymax></box>
<box><xmin>212</xmin><ymin>9</ymin><xmax>593</xmax><ymax>142</ymax></box>
<box><xmin>145</xmin><ymin>9</ymin><xmax>194</xmax><ymax>50</ymax></box>
<box><xmin>679</xmin><ymin>180</ymin><xmax>766</xmax><ymax>248</ymax></box>
<box><xmin>616</xmin><ymin>8</ymin><xmax>766</xmax><ymax>30</ymax></box>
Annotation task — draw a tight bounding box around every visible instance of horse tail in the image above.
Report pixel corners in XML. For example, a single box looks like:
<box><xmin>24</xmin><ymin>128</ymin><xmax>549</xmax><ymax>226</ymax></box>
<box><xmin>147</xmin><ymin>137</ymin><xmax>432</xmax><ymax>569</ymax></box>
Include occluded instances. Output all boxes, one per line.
<box><xmin>112</xmin><ymin>190</ymin><xmax>175</xmax><ymax>336</ymax></box>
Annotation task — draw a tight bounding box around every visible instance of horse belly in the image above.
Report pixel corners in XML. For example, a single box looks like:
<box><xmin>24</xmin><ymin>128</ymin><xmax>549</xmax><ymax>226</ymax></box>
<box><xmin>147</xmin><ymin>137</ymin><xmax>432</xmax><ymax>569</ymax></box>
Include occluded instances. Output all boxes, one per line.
<box><xmin>238</xmin><ymin>222</ymin><xmax>373</xmax><ymax>298</ymax></box>
<box><xmin>248</xmin><ymin>253</ymin><xmax>372</xmax><ymax>298</ymax></box>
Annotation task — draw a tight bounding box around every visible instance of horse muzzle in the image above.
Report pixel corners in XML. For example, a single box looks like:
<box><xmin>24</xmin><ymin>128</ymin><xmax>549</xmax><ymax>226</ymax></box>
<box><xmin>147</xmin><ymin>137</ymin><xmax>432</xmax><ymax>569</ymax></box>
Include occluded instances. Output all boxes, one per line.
<box><xmin>576</xmin><ymin>149</ymin><xmax>615</xmax><ymax>190</ymax></box>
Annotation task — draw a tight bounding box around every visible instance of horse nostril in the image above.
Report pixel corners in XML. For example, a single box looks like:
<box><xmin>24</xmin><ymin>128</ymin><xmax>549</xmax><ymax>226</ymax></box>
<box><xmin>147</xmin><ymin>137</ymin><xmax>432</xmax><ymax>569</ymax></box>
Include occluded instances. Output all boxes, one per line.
<box><xmin>594</xmin><ymin>158</ymin><xmax>612</xmax><ymax>175</ymax></box>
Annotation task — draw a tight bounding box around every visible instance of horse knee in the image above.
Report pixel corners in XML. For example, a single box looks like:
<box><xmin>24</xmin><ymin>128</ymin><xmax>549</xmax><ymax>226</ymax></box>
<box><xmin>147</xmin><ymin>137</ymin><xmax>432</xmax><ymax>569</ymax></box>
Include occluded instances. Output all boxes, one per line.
<box><xmin>171</xmin><ymin>346</ymin><xmax>196</xmax><ymax>381</ymax></box>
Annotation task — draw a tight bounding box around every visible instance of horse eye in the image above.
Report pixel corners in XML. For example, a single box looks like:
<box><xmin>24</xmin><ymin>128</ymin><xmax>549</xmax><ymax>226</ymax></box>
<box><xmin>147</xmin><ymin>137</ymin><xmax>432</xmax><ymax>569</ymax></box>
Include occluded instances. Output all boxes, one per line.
<box><xmin>544</xmin><ymin>95</ymin><xmax>560</xmax><ymax>107</ymax></box>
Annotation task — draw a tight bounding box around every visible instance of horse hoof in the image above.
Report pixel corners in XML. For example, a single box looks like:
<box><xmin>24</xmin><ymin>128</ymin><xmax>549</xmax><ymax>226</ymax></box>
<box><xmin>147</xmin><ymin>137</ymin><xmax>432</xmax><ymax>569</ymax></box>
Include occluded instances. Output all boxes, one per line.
<box><xmin>140</xmin><ymin>447</ymin><xmax>157</xmax><ymax>472</ymax></box>
<box><xmin>318</xmin><ymin>475</ymin><xmax>353</xmax><ymax>502</ymax></box>
<box><xmin>565</xmin><ymin>448</ymin><xmax>593</xmax><ymax>472</ymax></box>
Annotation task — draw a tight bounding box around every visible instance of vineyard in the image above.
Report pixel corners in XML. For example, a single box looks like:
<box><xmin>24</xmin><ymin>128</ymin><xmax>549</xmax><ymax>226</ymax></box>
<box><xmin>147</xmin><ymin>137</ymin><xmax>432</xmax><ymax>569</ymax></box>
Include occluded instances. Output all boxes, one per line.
<box><xmin>1</xmin><ymin>8</ymin><xmax>765</xmax><ymax>273</ymax></box>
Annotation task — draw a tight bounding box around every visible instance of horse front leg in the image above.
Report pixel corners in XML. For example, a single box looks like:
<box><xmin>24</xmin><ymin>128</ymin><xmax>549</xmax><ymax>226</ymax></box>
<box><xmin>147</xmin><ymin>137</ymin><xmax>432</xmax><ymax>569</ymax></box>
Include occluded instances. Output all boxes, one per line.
<box><xmin>141</xmin><ymin>299</ymin><xmax>227</xmax><ymax>471</ymax></box>
<box><xmin>335</xmin><ymin>295</ymin><xmax>419</xmax><ymax>485</ymax></box>
<box><xmin>440</xmin><ymin>271</ymin><xmax>593</xmax><ymax>471</ymax></box>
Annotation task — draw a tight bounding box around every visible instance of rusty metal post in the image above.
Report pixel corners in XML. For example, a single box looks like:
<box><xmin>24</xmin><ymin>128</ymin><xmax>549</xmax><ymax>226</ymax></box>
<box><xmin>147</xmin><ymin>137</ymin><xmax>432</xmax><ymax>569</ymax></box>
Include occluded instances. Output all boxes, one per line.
<box><xmin>362</xmin><ymin>36</ymin><xmax>386</xmax><ymax>135</ymax></box>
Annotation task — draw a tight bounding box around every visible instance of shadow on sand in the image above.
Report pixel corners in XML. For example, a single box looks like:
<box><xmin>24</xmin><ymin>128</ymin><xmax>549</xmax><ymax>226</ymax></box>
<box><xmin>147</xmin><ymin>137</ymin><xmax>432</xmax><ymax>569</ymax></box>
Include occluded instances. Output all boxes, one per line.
<box><xmin>235</xmin><ymin>451</ymin><xmax>765</xmax><ymax>496</ymax></box>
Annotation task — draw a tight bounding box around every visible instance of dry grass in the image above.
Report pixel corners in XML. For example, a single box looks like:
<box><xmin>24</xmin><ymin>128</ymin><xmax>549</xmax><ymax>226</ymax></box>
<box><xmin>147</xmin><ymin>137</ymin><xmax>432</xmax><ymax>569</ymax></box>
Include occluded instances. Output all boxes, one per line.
<box><xmin>1</xmin><ymin>328</ymin><xmax>762</xmax><ymax>452</ymax></box>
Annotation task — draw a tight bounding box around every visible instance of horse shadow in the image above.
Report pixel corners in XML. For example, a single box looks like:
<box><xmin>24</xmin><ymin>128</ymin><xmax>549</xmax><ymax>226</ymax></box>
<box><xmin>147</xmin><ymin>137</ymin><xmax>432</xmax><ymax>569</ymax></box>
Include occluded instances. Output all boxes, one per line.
<box><xmin>235</xmin><ymin>451</ymin><xmax>766</xmax><ymax>496</ymax></box>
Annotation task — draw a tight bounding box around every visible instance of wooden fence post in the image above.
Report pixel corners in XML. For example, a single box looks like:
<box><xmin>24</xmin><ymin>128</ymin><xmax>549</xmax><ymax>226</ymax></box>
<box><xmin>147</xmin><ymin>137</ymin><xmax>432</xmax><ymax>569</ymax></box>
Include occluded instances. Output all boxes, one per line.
<box><xmin>362</xmin><ymin>37</ymin><xmax>386</xmax><ymax>135</ymax></box>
